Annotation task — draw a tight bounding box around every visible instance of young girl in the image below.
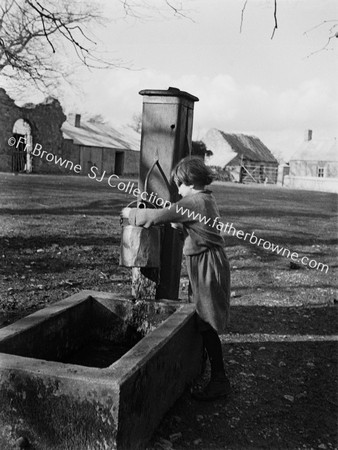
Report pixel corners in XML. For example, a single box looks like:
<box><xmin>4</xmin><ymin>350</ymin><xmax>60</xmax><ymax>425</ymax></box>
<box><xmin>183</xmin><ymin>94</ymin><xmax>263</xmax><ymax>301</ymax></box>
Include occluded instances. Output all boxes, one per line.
<box><xmin>121</xmin><ymin>156</ymin><xmax>231</xmax><ymax>401</ymax></box>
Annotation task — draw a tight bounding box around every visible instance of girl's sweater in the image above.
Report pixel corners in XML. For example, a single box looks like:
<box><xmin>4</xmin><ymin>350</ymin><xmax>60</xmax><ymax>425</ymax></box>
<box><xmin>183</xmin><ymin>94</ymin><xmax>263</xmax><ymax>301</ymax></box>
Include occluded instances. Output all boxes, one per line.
<box><xmin>128</xmin><ymin>190</ymin><xmax>224</xmax><ymax>256</ymax></box>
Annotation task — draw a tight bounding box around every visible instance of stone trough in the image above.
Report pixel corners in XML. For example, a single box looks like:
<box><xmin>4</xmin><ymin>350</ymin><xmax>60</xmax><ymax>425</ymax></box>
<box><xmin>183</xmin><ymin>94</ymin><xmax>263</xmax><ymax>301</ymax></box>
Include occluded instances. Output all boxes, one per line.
<box><xmin>0</xmin><ymin>290</ymin><xmax>202</xmax><ymax>450</ymax></box>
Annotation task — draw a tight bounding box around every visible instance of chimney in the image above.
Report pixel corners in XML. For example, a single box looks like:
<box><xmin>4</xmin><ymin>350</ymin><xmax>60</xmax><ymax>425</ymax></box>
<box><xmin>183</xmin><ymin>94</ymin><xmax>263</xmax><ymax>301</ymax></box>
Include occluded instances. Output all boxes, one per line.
<box><xmin>75</xmin><ymin>114</ymin><xmax>81</xmax><ymax>128</ymax></box>
<box><xmin>305</xmin><ymin>129</ymin><xmax>312</xmax><ymax>141</ymax></box>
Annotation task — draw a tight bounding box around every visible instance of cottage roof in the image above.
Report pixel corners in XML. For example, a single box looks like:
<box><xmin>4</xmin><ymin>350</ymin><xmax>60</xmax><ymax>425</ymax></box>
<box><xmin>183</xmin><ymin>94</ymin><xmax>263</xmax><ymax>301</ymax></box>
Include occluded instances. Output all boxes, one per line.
<box><xmin>62</xmin><ymin>119</ymin><xmax>140</xmax><ymax>151</ymax></box>
<box><xmin>291</xmin><ymin>138</ymin><xmax>338</xmax><ymax>162</ymax></box>
<box><xmin>202</xmin><ymin>128</ymin><xmax>278</xmax><ymax>167</ymax></box>
<box><xmin>218</xmin><ymin>131</ymin><xmax>277</xmax><ymax>163</ymax></box>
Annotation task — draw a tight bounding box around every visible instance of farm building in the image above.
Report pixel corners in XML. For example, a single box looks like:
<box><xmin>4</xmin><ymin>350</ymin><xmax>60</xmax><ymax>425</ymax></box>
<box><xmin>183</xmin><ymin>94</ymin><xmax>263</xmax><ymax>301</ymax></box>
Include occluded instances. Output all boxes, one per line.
<box><xmin>284</xmin><ymin>130</ymin><xmax>338</xmax><ymax>193</ymax></box>
<box><xmin>0</xmin><ymin>88</ymin><xmax>140</xmax><ymax>176</ymax></box>
<box><xmin>62</xmin><ymin>115</ymin><xmax>140</xmax><ymax>176</ymax></box>
<box><xmin>202</xmin><ymin>128</ymin><xmax>278</xmax><ymax>184</ymax></box>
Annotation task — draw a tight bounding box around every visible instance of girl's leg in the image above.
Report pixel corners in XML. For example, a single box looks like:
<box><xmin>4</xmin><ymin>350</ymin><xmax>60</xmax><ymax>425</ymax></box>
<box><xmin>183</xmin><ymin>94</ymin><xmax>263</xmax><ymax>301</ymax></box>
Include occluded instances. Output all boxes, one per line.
<box><xmin>193</xmin><ymin>322</ymin><xmax>231</xmax><ymax>401</ymax></box>
<box><xmin>201</xmin><ymin>327</ymin><xmax>226</xmax><ymax>380</ymax></box>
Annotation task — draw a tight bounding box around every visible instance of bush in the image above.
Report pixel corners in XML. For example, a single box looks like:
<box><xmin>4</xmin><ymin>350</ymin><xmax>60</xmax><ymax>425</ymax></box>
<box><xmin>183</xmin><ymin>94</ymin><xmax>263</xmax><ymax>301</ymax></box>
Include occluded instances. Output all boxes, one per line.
<box><xmin>209</xmin><ymin>166</ymin><xmax>232</xmax><ymax>182</ymax></box>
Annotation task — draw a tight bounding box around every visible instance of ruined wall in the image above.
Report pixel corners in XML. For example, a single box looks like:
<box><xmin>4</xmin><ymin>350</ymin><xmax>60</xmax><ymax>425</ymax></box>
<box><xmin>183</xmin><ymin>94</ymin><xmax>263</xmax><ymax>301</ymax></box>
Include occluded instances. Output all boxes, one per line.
<box><xmin>0</xmin><ymin>89</ymin><xmax>139</xmax><ymax>176</ymax></box>
<box><xmin>0</xmin><ymin>88</ymin><xmax>66</xmax><ymax>173</ymax></box>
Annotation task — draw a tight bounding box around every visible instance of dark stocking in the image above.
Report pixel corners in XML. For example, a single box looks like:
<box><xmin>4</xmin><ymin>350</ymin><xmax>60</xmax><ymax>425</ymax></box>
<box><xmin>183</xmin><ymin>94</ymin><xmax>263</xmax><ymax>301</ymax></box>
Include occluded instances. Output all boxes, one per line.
<box><xmin>201</xmin><ymin>327</ymin><xmax>226</xmax><ymax>380</ymax></box>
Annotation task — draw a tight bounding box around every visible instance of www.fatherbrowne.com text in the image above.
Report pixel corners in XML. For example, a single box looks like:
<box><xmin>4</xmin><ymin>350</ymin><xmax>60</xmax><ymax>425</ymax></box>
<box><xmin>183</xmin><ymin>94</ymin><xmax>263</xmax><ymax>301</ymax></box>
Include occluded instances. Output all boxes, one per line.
<box><xmin>173</xmin><ymin>204</ymin><xmax>329</xmax><ymax>273</ymax></box>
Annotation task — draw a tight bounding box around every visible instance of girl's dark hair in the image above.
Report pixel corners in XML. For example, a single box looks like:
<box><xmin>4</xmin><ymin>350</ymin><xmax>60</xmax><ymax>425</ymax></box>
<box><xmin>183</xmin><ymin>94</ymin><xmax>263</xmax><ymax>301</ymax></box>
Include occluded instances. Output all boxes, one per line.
<box><xmin>172</xmin><ymin>156</ymin><xmax>214</xmax><ymax>187</ymax></box>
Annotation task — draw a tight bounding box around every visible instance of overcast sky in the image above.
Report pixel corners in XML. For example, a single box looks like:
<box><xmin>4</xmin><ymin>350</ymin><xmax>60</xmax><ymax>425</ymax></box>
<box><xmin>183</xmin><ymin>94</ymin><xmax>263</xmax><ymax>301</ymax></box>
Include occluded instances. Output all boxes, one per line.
<box><xmin>16</xmin><ymin>0</ymin><xmax>338</xmax><ymax>160</ymax></box>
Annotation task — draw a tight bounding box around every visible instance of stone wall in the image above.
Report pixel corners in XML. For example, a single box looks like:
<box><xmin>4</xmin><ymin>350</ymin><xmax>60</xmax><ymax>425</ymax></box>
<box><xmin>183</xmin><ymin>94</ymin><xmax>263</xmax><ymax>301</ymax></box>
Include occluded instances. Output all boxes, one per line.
<box><xmin>284</xmin><ymin>175</ymin><xmax>338</xmax><ymax>193</ymax></box>
<box><xmin>0</xmin><ymin>88</ymin><xmax>66</xmax><ymax>173</ymax></box>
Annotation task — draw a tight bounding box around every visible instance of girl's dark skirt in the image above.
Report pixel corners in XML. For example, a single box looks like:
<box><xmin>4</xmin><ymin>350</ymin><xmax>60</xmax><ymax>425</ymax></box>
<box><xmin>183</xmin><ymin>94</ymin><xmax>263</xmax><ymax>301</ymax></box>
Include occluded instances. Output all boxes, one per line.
<box><xmin>186</xmin><ymin>246</ymin><xmax>230</xmax><ymax>334</ymax></box>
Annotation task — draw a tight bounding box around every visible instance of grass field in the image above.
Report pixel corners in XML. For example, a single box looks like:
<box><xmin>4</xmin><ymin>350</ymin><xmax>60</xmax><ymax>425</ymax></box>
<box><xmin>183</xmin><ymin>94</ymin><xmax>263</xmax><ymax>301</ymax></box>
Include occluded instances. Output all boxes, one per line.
<box><xmin>0</xmin><ymin>172</ymin><xmax>337</xmax><ymax>450</ymax></box>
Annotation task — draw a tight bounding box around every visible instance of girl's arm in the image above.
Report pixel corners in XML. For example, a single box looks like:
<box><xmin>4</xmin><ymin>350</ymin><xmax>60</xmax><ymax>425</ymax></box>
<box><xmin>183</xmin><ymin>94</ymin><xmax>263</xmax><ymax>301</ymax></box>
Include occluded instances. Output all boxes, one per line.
<box><xmin>122</xmin><ymin>197</ymin><xmax>197</xmax><ymax>228</ymax></box>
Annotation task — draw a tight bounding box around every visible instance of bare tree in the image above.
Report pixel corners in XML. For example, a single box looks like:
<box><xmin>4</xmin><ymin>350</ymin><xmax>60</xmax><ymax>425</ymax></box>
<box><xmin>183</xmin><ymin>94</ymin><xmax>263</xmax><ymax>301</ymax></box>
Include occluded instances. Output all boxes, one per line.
<box><xmin>0</xmin><ymin>0</ymin><xmax>109</xmax><ymax>92</ymax></box>
<box><xmin>129</xmin><ymin>113</ymin><xmax>142</xmax><ymax>134</ymax></box>
<box><xmin>0</xmin><ymin>0</ymin><xmax>190</xmax><ymax>93</ymax></box>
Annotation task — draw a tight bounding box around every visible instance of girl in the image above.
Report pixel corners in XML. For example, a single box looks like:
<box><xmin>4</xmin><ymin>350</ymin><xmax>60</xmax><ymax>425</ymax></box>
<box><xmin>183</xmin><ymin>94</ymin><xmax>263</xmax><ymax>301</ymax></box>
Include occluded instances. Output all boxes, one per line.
<box><xmin>121</xmin><ymin>156</ymin><xmax>231</xmax><ymax>401</ymax></box>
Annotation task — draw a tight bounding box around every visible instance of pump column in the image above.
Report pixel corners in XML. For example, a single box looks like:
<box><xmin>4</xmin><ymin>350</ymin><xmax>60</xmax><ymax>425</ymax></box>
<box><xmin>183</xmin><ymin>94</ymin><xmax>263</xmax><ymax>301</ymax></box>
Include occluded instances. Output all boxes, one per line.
<box><xmin>132</xmin><ymin>87</ymin><xmax>199</xmax><ymax>300</ymax></box>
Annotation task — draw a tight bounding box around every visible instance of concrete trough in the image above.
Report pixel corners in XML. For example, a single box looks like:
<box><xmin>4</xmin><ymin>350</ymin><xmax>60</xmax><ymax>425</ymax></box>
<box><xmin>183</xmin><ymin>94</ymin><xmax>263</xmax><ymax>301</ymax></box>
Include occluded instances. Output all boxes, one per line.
<box><xmin>0</xmin><ymin>290</ymin><xmax>202</xmax><ymax>450</ymax></box>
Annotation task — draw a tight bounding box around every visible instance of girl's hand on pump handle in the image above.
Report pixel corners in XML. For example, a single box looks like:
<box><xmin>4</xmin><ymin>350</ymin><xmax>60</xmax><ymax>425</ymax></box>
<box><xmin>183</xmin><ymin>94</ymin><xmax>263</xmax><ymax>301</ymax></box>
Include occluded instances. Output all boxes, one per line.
<box><xmin>121</xmin><ymin>207</ymin><xmax>131</xmax><ymax>219</ymax></box>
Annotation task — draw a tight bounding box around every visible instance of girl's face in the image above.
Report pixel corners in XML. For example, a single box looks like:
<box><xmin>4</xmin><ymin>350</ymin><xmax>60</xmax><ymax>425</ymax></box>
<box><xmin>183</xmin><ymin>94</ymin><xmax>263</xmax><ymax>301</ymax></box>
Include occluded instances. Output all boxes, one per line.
<box><xmin>178</xmin><ymin>182</ymin><xmax>193</xmax><ymax>197</ymax></box>
<box><xmin>174</xmin><ymin>175</ymin><xmax>204</xmax><ymax>197</ymax></box>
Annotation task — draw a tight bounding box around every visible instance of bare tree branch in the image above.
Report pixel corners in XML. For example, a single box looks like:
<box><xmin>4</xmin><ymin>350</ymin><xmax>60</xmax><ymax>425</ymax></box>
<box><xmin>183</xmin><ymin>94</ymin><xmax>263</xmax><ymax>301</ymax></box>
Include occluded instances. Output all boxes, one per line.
<box><xmin>305</xmin><ymin>35</ymin><xmax>337</xmax><ymax>58</ymax></box>
<box><xmin>25</xmin><ymin>0</ymin><xmax>100</xmax><ymax>64</ymax></box>
<box><xmin>119</xmin><ymin>0</ymin><xmax>193</xmax><ymax>22</ymax></box>
<box><xmin>240</xmin><ymin>0</ymin><xmax>278</xmax><ymax>39</ymax></box>
<box><xmin>303</xmin><ymin>19</ymin><xmax>338</xmax><ymax>57</ymax></box>
<box><xmin>40</xmin><ymin>11</ymin><xmax>56</xmax><ymax>53</ymax></box>
<box><xmin>270</xmin><ymin>0</ymin><xmax>278</xmax><ymax>39</ymax></box>
<box><xmin>304</xmin><ymin>19</ymin><xmax>338</xmax><ymax>36</ymax></box>
<box><xmin>240</xmin><ymin>0</ymin><xmax>248</xmax><ymax>34</ymax></box>
<box><xmin>164</xmin><ymin>0</ymin><xmax>193</xmax><ymax>21</ymax></box>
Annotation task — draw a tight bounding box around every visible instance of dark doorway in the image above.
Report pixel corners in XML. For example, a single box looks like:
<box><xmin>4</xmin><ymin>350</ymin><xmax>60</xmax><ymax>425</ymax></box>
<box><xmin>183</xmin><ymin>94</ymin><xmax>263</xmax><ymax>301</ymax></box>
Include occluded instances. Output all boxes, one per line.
<box><xmin>12</xmin><ymin>133</ymin><xmax>26</xmax><ymax>172</ymax></box>
<box><xmin>12</xmin><ymin>119</ymin><xmax>33</xmax><ymax>173</ymax></box>
<box><xmin>115</xmin><ymin>152</ymin><xmax>124</xmax><ymax>175</ymax></box>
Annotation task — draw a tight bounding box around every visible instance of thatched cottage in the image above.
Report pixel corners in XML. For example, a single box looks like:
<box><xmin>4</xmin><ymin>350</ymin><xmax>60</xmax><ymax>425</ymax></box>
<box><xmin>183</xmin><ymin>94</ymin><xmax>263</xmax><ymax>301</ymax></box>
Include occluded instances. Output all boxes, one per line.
<box><xmin>202</xmin><ymin>128</ymin><xmax>278</xmax><ymax>184</ymax></box>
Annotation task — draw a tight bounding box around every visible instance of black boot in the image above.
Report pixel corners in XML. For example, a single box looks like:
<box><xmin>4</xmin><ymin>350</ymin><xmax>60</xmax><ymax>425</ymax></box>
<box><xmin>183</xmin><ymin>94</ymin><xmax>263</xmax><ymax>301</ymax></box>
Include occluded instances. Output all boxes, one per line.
<box><xmin>192</xmin><ymin>327</ymin><xmax>231</xmax><ymax>401</ymax></box>
<box><xmin>192</xmin><ymin>375</ymin><xmax>231</xmax><ymax>401</ymax></box>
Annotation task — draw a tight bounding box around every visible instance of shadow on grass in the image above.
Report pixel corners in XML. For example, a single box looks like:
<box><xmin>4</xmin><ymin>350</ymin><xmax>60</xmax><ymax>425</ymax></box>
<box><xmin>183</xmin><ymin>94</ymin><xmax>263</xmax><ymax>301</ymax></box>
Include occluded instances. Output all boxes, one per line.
<box><xmin>0</xmin><ymin>235</ymin><xmax>120</xmax><ymax>250</ymax></box>
<box><xmin>218</xmin><ymin>206</ymin><xmax>336</xmax><ymax>219</ymax></box>
<box><xmin>223</xmin><ymin>233</ymin><xmax>338</xmax><ymax>248</ymax></box>
<box><xmin>230</xmin><ymin>285</ymin><xmax>335</xmax><ymax>295</ymax></box>
<box><xmin>0</xmin><ymin>199</ymin><xmax>125</xmax><ymax>216</ymax></box>
<box><xmin>227</xmin><ymin>305</ymin><xmax>338</xmax><ymax>336</ymax></box>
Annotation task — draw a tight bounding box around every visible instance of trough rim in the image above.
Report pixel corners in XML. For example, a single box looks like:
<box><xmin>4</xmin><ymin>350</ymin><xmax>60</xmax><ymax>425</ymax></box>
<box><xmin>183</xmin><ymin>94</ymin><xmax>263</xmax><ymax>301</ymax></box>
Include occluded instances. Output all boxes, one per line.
<box><xmin>0</xmin><ymin>290</ymin><xmax>196</xmax><ymax>386</ymax></box>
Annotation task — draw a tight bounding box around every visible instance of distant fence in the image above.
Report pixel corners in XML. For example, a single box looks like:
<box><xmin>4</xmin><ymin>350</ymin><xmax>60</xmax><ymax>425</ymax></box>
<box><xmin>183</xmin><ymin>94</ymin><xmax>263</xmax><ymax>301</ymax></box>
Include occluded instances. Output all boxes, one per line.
<box><xmin>241</xmin><ymin>162</ymin><xmax>278</xmax><ymax>184</ymax></box>
<box><xmin>210</xmin><ymin>163</ymin><xmax>278</xmax><ymax>184</ymax></box>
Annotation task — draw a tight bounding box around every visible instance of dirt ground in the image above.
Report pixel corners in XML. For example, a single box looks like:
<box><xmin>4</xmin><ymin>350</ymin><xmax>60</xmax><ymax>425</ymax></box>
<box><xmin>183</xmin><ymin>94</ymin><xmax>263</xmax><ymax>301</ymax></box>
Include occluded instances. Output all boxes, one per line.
<box><xmin>0</xmin><ymin>173</ymin><xmax>337</xmax><ymax>450</ymax></box>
